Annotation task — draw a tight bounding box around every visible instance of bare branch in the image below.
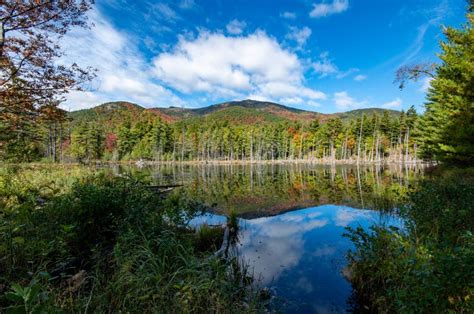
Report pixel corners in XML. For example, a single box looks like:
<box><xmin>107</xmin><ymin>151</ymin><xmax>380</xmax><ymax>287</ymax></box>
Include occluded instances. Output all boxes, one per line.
<box><xmin>394</xmin><ymin>63</ymin><xmax>437</xmax><ymax>89</ymax></box>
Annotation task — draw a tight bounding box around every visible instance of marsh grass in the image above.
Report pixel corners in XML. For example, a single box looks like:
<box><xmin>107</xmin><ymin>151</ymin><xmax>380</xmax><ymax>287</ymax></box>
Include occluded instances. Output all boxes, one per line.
<box><xmin>0</xmin><ymin>165</ymin><xmax>261</xmax><ymax>313</ymax></box>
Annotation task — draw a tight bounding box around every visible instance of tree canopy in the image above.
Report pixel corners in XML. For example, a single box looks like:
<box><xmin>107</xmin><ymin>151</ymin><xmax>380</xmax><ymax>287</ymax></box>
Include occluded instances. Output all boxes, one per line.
<box><xmin>419</xmin><ymin>9</ymin><xmax>474</xmax><ymax>165</ymax></box>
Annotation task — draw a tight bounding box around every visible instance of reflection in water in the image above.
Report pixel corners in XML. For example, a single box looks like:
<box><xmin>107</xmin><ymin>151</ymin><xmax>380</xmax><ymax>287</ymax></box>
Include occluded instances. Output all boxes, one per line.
<box><xmin>191</xmin><ymin>205</ymin><xmax>401</xmax><ymax>313</ymax></box>
<box><xmin>239</xmin><ymin>205</ymin><xmax>380</xmax><ymax>313</ymax></box>
<box><xmin>118</xmin><ymin>164</ymin><xmax>422</xmax><ymax>312</ymax></box>
<box><xmin>118</xmin><ymin>163</ymin><xmax>424</xmax><ymax>217</ymax></box>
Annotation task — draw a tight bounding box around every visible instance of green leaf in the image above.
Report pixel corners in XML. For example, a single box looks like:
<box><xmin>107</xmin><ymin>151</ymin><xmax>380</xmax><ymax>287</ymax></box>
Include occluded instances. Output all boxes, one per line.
<box><xmin>4</xmin><ymin>292</ymin><xmax>23</xmax><ymax>303</ymax></box>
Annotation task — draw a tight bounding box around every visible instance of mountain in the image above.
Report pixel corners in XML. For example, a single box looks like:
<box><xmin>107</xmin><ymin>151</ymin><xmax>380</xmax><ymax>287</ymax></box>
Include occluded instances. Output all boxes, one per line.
<box><xmin>68</xmin><ymin>99</ymin><xmax>401</xmax><ymax>129</ymax></box>
<box><xmin>334</xmin><ymin>108</ymin><xmax>401</xmax><ymax>121</ymax></box>
<box><xmin>69</xmin><ymin>101</ymin><xmax>175</xmax><ymax>128</ymax></box>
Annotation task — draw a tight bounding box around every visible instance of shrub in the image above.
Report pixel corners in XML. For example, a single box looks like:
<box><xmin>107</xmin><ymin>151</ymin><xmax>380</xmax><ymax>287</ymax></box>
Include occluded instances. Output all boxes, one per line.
<box><xmin>345</xmin><ymin>168</ymin><xmax>474</xmax><ymax>312</ymax></box>
<box><xmin>0</xmin><ymin>166</ymin><xmax>260</xmax><ymax>312</ymax></box>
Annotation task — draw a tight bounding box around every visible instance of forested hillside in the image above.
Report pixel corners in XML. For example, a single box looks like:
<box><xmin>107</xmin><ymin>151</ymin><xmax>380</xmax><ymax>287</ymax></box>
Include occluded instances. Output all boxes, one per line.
<box><xmin>1</xmin><ymin>98</ymin><xmax>417</xmax><ymax>163</ymax></box>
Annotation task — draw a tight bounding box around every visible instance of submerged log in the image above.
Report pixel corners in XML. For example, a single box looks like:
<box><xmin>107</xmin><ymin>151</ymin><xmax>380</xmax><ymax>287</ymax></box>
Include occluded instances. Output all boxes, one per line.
<box><xmin>145</xmin><ymin>184</ymin><xmax>183</xmax><ymax>194</ymax></box>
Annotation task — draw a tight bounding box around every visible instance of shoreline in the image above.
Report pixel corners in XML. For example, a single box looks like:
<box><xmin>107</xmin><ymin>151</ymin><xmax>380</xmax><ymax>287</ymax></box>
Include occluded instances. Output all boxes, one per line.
<box><xmin>1</xmin><ymin>159</ymin><xmax>436</xmax><ymax>167</ymax></box>
<box><xmin>105</xmin><ymin>159</ymin><xmax>435</xmax><ymax>167</ymax></box>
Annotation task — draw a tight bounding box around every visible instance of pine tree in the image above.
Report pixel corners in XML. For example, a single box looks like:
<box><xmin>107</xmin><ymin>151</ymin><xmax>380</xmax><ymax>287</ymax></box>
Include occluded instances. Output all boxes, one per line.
<box><xmin>420</xmin><ymin>10</ymin><xmax>474</xmax><ymax>164</ymax></box>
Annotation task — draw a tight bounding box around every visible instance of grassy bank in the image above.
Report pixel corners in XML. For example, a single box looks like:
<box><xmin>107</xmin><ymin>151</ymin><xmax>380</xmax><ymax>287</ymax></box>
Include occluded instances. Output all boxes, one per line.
<box><xmin>0</xmin><ymin>165</ymin><xmax>260</xmax><ymax>312</ymax></box>
<box><xmin>345</xmin><ymin>167</ymin><xmax>474</xmax><ymax>312</ymax></box>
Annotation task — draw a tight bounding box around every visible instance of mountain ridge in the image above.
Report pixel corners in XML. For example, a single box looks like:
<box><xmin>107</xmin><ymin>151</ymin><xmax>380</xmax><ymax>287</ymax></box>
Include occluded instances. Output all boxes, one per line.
<box><xmin>69</xmin><ymin>99</ymin><xmax>401</xmax><ymax>125</ymax></box>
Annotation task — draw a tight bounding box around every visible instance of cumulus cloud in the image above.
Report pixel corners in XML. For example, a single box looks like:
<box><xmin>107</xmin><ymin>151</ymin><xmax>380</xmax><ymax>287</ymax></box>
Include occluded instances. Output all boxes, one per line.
<box><xmin>286</xmin><ymin>26</ymin><xmax>312</xmax><ymax>49</ymax></box>
<box><xmin>152</xmin><ymin>31</ymin><xmax>326</xmax><ymax>103</ymax></box>
<box><xmin>354</xmin><ymin>74</ymin><xmax>367</xmax><ymax>81</ymax></box>
<box><xmin>333</xmin><ymin>92</ymin><xmax>402</xmax><ymax>111</ymax></box>
<box><xmin>240</xmin><ymin>212</ymin><xmax>328</xmax><ymax>284</ymax></box>
<box><xmin>310</xmin><ymin>0</ymin><xmax>349</xmax><ymax>18</ymax></box>
<box><xmin>333</xmin><ymin>91</ymin><xmax>368</xmax><ymax>110</ymax></box>
<box><xmin>382</xmin><ymin>97</ymin><xmax>402</xmax><ymax>109</ymax></box>
<box><xmin>281</xmin><ymin>11</ymin><xmax>297</xmax><ymax>19</ymax></box>
<box><xmin>59</xmin><ymin>9</ymin><xmax>183</xmax><ymax>110</ymax></box>
<box><xmin>226</xmin><ymin>19</ymin><xmax>247</xmax><ymax>35</ymax></box>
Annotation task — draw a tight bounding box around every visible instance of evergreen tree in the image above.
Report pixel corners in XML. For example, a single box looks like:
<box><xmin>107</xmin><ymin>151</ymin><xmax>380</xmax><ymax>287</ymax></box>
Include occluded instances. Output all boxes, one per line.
<box><xmin>117</xmin><ymin>121</ymin><xmax>134</xmax><ymax>159</ymax></box>
<box><xmin>70</xmin><ymin>122</ymin><xmax>104</xmax><ymax>162</ymax></box>
<box><xmin>420</xmin><ymin>10</ymin><xmax>474</xmax><ymax>164</ymax></box>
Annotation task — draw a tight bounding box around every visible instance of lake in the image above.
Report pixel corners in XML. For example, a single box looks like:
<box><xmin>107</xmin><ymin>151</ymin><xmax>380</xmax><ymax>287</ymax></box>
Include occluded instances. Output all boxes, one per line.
<box><xmin>116</xmin><ymin>163</ymin><xmax>424</xmax><ymax>313</ymax></box>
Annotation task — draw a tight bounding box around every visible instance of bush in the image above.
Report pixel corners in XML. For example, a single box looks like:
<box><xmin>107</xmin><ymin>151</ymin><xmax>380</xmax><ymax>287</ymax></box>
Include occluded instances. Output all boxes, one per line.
<box><xmin>345</xmin><ymin>168</ymin><xmax>474</xmax><ymax>313</ymax></box>
<box><xmin>0</xmin><ymin>166</ymin><xmax>260</xmax><ymax>312</ymax></box>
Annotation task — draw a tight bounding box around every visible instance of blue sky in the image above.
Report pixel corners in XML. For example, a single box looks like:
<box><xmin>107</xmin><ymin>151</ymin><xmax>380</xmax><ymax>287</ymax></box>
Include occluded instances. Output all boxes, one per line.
<box><xmin>61</xmin><ymin>0</ymin><xmax>467</xmax><ymax>113</ymax></box>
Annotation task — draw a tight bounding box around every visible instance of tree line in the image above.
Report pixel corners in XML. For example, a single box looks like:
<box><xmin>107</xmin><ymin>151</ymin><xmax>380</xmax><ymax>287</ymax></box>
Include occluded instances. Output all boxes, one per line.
<box><xmin>62</xmin><ymin>108</ymin><xmax>419</xmax><ymax>163</ymax></box>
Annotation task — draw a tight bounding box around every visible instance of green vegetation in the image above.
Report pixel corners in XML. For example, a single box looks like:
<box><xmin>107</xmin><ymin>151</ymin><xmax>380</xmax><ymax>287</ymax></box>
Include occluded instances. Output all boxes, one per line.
<box><xmin>66</xmin><ymin>102</ymin><xmax>419</xmax><ymax>163</ymax></box>
<box><xmin>2</xmin><ymin>97</ymin><xmax>422</xmax><ymax>163</ymax></box>
<box><xmin>345</xmin><ymin>8</ymin><xmax>474</xmax><ymax>312</ymax></box>
<box><xmin>136</xmin><ymin>164</ymin><xmax>417</xmax><ymax>217</ymax></box>
<box><xmin>0</xmin><ymin>166</ymin><xmax>260</xmax><ymax>312</ymax></box>
<box><xmin>418</xmin><ymin>13</ymin><xmax>474</xmax><ymax>165</ymax></box>
<box><xmin>346</xmin><ymin>169</ymin><xmax>474</xmax><ymax>312</ymax></box>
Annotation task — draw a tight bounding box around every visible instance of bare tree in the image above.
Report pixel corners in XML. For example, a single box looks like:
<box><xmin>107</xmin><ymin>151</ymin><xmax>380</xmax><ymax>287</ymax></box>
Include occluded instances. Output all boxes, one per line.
<box><xmin>394</xmin><ymin>63</ymin><xmax>436</xmax><ymax>89</ymax></box>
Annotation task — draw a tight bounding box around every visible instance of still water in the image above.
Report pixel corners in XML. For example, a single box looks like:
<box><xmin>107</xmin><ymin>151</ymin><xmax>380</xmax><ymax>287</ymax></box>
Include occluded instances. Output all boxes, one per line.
<box><xmin>118</xmin><ymin>163</ymin><xmax>423</xmax><ymax>313</ymax></box>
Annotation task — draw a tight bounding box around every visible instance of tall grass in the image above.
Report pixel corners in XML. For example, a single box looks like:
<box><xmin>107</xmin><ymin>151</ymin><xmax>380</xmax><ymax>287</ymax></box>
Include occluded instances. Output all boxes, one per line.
<box><xmin>0</xmin><ymin>165</ymin><xmax>261</xmax><ymax>312</ymax></box>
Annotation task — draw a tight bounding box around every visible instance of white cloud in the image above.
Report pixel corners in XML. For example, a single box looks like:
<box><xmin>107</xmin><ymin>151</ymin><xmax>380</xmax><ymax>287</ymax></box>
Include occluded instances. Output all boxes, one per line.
<box><xmin>401</xmin><ymin>23</ymin><xmax>428</xmax><ymax>65</ymax></box>
<box><xmin>312</xmin><ymin>52</ymin><xmax>338</xmax><ymax>77</ymax></box>
<box><xmin>313</xmin><ymin>52</ymin><xmax>362</xmax><ymax>80</ymax></box>
<box><xmin>334</xmin><ymin>208</ymin><xmax>371</xmax><ymax>226</ymax></box>
<box><xmin>240</xmin><ymin>212</ymin><xmax>328</xmax><ymax>284</ymax></box>
<box><xmin>333</xmin><ymin>92</ymin><xmax>402</xmax><ymax>111</ymax></box>
<box><xmin>63</xmin><ymin>91</ymin><xmax>107</xmax><ymax>111</ymax></box>
<box><xmin>281</xmin><ymin>11</ymin><xmax>297</xmax><ymax>19</ymax></box>
<box><xmin>354</xmin><ymin>74</ymin><xmax>367</xmax><ymax>81</ymax></box>
<box><xmin>310</xmin><ymin>0</ymin><xmax>349</xmax><ymax>18</ymax></box>
<box><xmin>420</xmin><ymin>77</ymin><xmax>433</xmax><ymax>92</ymax></box>
<box><xmin>382</xmin><ymin>97</ymin><xmax>402</xmax><ymax>109</ymax></box>
<box><xmin>260</xmin><ymin>82</ymin><xmax>325</xmax><ymax>100</ymax></box>
<box><xmin>150</xmin><ymin>3</ymin><xmax>179</xmax><ymax>22</ymax></box>
<box><xmin>179</xmin><ymin>0</ymin><xmax>195</xmax><ymax>9</ymax></box>
<box><xmin>333</xmin><ymin>91</ymin><xmax>368</xmax><ymax>110</ymax></box>
<box><xmin>397</xmin><ymin>1</ymin><xmax>449</xmax><ymax>66</ymax></box>
<box><xmin>59</xmin><ymin>9</ymin><xmax>183</xmax><ymax>110</ymax></box>
<box><xmin>226</xmin><ymin>19</ymin><xmax>246</xmax><ymax>35</ymax></box>
<box><xmin>313</xmin><ymin>245</ymin><xmax>336</xmax><ymax>257</ymax></box>
<box><xmin>336</xmin><ymin>67</ymin><xmax>359</xmax><ymax>79</ymax></box>
<box><xmin>152</xmin><ymin>31</ymin><xmax>326</xmax><ymax>103</ymax></box>
<box><xmin>286</xmin><ymin>26</ymin><xmax>312</xmax><ymax>49</ymax></box>
<box><xmin>307</xmin><ymin>100</ymin><xmax>322</xmax><ymax>107</ymax></box>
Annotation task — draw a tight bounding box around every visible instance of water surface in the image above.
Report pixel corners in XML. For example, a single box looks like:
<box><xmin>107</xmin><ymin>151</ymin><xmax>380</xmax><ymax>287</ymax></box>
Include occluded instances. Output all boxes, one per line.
<box><xmin>119</xmin><ymin>163</ymin><xmax>423</xmax><ymax>312</ymax></box>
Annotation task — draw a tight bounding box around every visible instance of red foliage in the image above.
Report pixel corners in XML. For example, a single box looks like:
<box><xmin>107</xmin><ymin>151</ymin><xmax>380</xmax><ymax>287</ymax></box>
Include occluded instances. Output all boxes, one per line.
<box><xmin>144</xmin><ymin>108</ymin><xmax>176</xmax><ymax>123</ymax></box>
<box><xmin>62</xmin><ymin>138</ymin><xmax>71</xmax><ymax>151</ymax></box>
<box><xmin>105</xmin><ymin>133</ymin><xmax>118</xmax><ymax>152</ymax></box>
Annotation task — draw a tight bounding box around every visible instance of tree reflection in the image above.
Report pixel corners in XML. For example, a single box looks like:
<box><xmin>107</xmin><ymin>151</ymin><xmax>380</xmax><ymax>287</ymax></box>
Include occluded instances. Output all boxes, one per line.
<box><xmin>119</xmin><ymin>163</ymin><xmax>425</xmax><ymax>217</ymax></box>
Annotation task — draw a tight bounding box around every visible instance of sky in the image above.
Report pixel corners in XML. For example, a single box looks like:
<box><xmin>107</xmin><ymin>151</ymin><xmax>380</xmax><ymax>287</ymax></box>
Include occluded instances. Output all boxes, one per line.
<box><xmin>60</xmin><ymin>0</ymin><xmax>468</xmax><ymax>113</ymax></box>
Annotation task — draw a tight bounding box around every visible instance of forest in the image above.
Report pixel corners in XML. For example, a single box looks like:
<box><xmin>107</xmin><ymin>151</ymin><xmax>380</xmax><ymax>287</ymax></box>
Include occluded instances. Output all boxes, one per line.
<box><xmin>1</xmin><ymin>99</ymin><xmax>425</xmax><ymax>164</ymax></box>
<box><xmin>0</xmin><ymin>0</ymin><xmax>473</xmax><ymax>313</ymax></box>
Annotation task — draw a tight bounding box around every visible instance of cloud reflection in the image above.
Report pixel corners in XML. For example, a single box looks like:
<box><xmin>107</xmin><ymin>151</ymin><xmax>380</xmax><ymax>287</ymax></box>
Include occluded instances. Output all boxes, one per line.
<box><xmin>238</xmin><ymin>209</ymin><xmax>328</xmax><ymax>284</ymax></box>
